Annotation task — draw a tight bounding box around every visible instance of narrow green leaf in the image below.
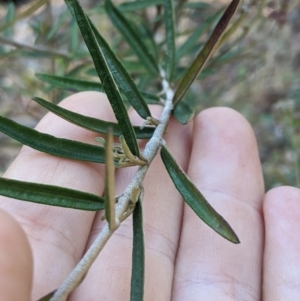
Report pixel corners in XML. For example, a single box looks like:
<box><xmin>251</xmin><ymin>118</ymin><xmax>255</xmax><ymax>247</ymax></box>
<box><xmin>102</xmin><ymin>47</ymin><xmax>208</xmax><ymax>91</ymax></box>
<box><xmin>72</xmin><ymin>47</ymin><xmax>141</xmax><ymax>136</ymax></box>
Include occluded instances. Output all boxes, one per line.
<box><xmin>36</xmin><ymin>73</ymin><xmax>159</xmax><ymax>104</ymax></box>
<box><xmin>65</xmin><ymin>0</ymin><xmax>140</xmax><ymax>157</ymax></box>
<box><xmin>105</xmin><ymin>128</ymin><xmax>117</xmax><ymax>230</ymax></box>
<box><xmin>138</xmin><ymin>20</ymin><xmax>159</xmax><ymax>61</ymax></box>
<box><xmin>160</xmin><ymin>145</ymin><xmax>240</xmax><ymax>243</ymax></box>
<box><xmin>219</xmin><ymin>11</ymin><xmax>246</xmax><ymax>47</ymax></box>
<box><xmin>176</xmin><ymin>8</ymin><xmax>224</xmax><ymax>60</ymax></box>
<box><xmin>173</xmin><ymin>0</ymin><xmax>241</xmax><ymax>105</ymax></box>
<box><xmin>130</xmin><ymin>198</ymin><xmax>145</xmax><ymax>301</ymax></box>
<box><xmin>37</xmin><ymin>290</ymin><xmax>56</xmax><ymax>301</ymax></box>
<box><xmin>0</xmin><ymin>116</ymin><xmax>105</xmax><ymax>163</ymax></box>
<box><xmin>46</xmin><ymin>9</ymin><xmax>69</xmax><ymax>41</ymax></box>
<box><xmin>105</xmin><ymin>0</ymin><xmax>159</xmax><ymax>76</ymax></box>
<box><xmin>88</xmin><ymin>18</ymin><xmax>152</xmax><ymax>119</ymax></box>
<box><xmin>0</xmin><ymin>177</ymin><xmax>104</xmax><ymax>211</ymax></box>
<box><xmin>32</xmin><ymin>97</ymin><xmax>154</xmax><ymax>139</ymax></box>
<box><xmin>36</xmin><ymin>73</ymin><xmax>104</xmax><ymax>92</ymax></box>
<box><xmin>139</xmin><ymin>91</ymin><xmax>161</xmax><ymax>104</ymax></box>
<box><xmin>183</xmin><ymin>2</ymin><xmax>211</xmax><ymax>9</ymax></box>
<box><xmin>4</xmin><ymin>2</ymin><xmax>15</xmax><ymax>37</ymax></box>
<box><xmin>118</xmin><ymin>0</ymin><xmax>163</xmax><ymax>12</ymax></box>
<box><xmin>173</xmin><ymin>101</ymin><xmax>195</xmax><ymax>124</ymax></box>
<box><xmin>163</xmin><ymin>0</ymin><xmax>175</xmax><ymax>80</ymax></box>
<box><xmin>0</xmin><ymin>0</ymin><xmax>48</xmax><ymax>33</ymax></box>
<box><xmin>70</xmin><ymin>16</ymin><xmax>80</xmax><ymax>54</ymax></box>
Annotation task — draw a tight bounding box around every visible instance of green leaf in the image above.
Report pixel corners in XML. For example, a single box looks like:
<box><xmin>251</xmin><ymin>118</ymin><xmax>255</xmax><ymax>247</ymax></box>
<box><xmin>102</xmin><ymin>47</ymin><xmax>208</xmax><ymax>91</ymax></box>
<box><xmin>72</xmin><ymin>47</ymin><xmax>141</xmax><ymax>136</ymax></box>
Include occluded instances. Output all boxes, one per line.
<box><xmin>172</xmin><ymin>0</ymin><xmax>241</xmax><ymax>105</ymax></box>
<box><xmin>0</xmin><ymin>178</ymin><xmax>105</xmax><ymax>211</ymax></box>
<box><xmin>36</xmin><ymin>73</ymin><xmax>159</xmax><ymax>105</ymax></box>
<box><xmin>118</xmin><ymin>0</ymin><xmax>163</xmax><ymax>12</ymax></box>
<box><xmin>0</xmin><ymin>0</ymin><xmax>48</xmax><ymax>33</ymax></box>
<box><xmin>219</xmin><ymin>11</ymin><xmax>246</xmax><ymax>47</ymax></box>
<box><xmin>130</xmin><ymin>198</ymin><xmax>145</xmax><ymax>301</ymax></box>
<box><xmin>163</xmin><ymin>0</ymin><xmax>175</xmax><ymax>80</ymax></box>
<box><xmin>183</xmin><ymin>2</ymin><xmax>211</xmax><ymax>9</ymax></box>
<box><xmin>139</xmin><ymin>91</ymin><xmax>161</xmax><ymax>105</ymax></box>
<box><xmin>70</xmin><ymin>16</ymin><xmax>80</xmax><ymax>54</ymax></box>
<box><xmin>160</xmin><ymin>145</ymin><xmax>240</xmax><ymax>244</ymax></box>
<box><xmin>36</xmin><ymin>73</ymin><xmax>104</xmax><ymax>92</ymax></box>
<box><xmin>4</xmin><ymin>2</ymin><xmax>15</xmax><ymax>37</ymax></box>
<box><xmin>37</xmin><ymin>290</ymin><xmax>56</xmax><ymax>301</ymax></box>
<box><xmin>65</xmin><ymin>0</ymin><xmax>140</xmax><ymax>157</ymax></box>
<box><xmin>138</xmin><ymin>20</ymin><xmax>159</xmax><ymax>61</ymax></box>
<box><xmin>105</xmin><ymin>0</ymin><xmax>159</xmax><ymax>76</ymax></box>
<box><xmin>0</xmin><ymin>116</ymin><xmax>106</xmax><ymax>163</ymax></box>
<box><xmin>46</xmin><ymin>8</ymin><xmax>69</xmax><ymax>41</ymax></box>
<box><xmin>173</xmin><ymin>101</ymin><xmax>195</xmax><ymax>124</ymax></box>
<box><xmin>88</xmin><ymin>18</ymin><xmax>152</xmax><ymax>120</ymax></box>
<box><xmin>176</xmin><ymin>8</ymin><xmax>223</xmax><ymax>60</ymax></box>
<box><xmin>32</xmin><ymin>97</ymin><xmax>154</xmax><ymax>139</ymax></box>
<box><xmin>105</xmin><ymin>128</ymin><xmax>117</xmax><ymax>230</ymax></box>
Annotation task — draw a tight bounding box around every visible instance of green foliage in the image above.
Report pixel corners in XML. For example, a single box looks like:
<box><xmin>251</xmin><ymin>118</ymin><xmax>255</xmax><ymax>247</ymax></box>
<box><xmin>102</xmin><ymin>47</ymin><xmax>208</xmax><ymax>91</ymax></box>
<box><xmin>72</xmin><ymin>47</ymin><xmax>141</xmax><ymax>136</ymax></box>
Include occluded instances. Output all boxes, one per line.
<box><xmin>0</xmin><ymin>178</ymin><xmax>105</xmax><ymax>210</ymax></box>
<box><xmin>160</xmin><ymin>145</ymin><xmax>239</xmax><ymax>243</ymax></box>
<box><xmin>105</xmin><ymin>0</ymin><xmax>159</xmax><ymax>76</ymax></box>
<box><xmin>0</xmin><ymin>116</ymin><xmax>106</xmax><ymax>163</ymax></box>
<box><xmin>0</xmin><ymin>0</ymin><xmax>256</xmax><ymax>299</ymax></box>
<box><xmin>172</xmin><ymin>0</ymin><xmax>241</xmax><ymax>105</ymax></box>
<box><xmin>131</xmin><ymin>198</ymin><xmax>145</xmax><ymax>301</ymax></box>
<box><xmin>104</xmin><ymin>128</ymin><xmax>117</xmax><ymax>230</ymax></box>
<box><xmin>32</xmin><ymin>96</ymin><xmax>154</xmax><ymax>139</ymax></box>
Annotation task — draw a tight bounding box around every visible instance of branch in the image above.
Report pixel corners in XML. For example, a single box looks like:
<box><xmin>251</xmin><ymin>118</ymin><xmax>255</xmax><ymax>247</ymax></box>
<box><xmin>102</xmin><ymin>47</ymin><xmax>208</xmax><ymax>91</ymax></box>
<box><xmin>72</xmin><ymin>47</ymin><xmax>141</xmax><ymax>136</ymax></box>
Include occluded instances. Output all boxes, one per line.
<box><xmin>50</xmin><ymin>69</ymin><xmax>174</xmax><ymax>301</ymax></box>
<box><xmin>0</xmin><ymin>36</ymin><xmax>71</xmax><ymax>59</ymax></box>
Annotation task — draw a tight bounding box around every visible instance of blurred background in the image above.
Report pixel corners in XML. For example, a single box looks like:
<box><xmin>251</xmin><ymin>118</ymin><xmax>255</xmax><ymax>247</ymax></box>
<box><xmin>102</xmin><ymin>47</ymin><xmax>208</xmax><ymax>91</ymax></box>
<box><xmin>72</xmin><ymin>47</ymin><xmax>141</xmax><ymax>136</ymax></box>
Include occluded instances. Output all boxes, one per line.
<box><xmin>0</xmin><ymin>0</ymin><xmax>299</xmax><ymax>190</ymax></box>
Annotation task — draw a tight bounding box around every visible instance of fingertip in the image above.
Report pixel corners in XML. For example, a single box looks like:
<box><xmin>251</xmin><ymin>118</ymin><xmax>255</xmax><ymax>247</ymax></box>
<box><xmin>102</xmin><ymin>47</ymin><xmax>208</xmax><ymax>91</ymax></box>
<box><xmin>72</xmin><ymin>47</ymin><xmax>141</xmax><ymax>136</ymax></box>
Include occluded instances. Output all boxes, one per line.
<box><xmin>0</xmin><ymin>209</ymin><xmax>33</xmax><ymax>301</ymax></box>
<box><xmin>194</xmin><ymin>107</ymin><xmax>255</xmax><ymax>146</ymax></box>
<box><xmin>192</xmin><ymin>106</ymin><xmax>264</xmax><ymax>205</ymax></box>
<box><xmin>263</xmin><ymin>186</ymin><xmax>300</xmax><ymax>299</ymax></box>
<box><xmin>264</xmin><ymin>185</ymin><xmax>300</xmax><ymax>235</ymax></box>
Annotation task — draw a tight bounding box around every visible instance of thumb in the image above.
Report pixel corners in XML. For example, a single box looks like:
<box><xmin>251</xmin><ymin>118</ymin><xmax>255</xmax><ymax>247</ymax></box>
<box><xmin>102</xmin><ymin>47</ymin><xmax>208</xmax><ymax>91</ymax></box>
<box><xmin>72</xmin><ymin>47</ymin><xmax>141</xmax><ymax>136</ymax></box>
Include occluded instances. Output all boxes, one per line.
<box><xmin>0</xmin><ymin>208</ymin><xmax>33</xmax><ymax>301</ymax></box>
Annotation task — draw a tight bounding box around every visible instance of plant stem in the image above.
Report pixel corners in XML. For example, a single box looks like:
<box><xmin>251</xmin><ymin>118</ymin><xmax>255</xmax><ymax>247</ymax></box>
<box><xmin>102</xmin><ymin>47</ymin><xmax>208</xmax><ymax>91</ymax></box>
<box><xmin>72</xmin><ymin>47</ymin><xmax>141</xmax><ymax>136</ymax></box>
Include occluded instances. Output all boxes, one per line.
<box><xmin>0</xmin><ymin>36</ymin><xmax>71</xmax><ymax>59</ymax></box>
<box><xmin>0</xmin><ymin>0</ymin><xmax>49</xmax><ymax>33</ymax></box>
<box><xmin>50</xmin><ymin>69</ymin><xmax>174</xmax><ymax>301</ymax></box>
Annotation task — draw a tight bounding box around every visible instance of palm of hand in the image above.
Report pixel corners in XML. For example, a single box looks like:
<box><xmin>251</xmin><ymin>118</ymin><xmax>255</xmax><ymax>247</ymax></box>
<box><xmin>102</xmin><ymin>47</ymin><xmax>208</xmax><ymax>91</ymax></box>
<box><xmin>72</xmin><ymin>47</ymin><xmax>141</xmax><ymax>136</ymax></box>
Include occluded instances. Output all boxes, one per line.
<box><xmin>0</xmin><ymin>92</ymin><xmax>299</xmax><ymax>301</ymax></box>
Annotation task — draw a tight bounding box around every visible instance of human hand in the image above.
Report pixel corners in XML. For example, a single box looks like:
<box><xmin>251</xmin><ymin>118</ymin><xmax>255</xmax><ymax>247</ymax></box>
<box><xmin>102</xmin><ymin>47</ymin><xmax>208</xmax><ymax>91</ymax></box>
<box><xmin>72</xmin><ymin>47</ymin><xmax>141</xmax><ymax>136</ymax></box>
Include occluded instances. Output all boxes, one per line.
<box><xmin>0</xmin><ymin>92</ymin><xmax>299</xmax><ymax>301</ymax></box>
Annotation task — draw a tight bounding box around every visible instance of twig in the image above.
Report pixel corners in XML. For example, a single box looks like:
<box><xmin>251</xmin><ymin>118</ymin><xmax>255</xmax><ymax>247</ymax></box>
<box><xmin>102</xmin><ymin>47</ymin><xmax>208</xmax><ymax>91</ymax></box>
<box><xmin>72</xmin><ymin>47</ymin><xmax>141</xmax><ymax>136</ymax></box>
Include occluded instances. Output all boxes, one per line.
<box><xmin>0</xmin><ymin>0</ymin><xmax>49</xmax><ymax>33</ymax></box>
<box><xmin>50</xmin><ymin>68</ymin><xmax>174</xmax><ymax>301</ymax></box>
<box><xmin>0</xmin><ymin>36</ymin><xmax>71</xmax><ymax>59</ymax></box>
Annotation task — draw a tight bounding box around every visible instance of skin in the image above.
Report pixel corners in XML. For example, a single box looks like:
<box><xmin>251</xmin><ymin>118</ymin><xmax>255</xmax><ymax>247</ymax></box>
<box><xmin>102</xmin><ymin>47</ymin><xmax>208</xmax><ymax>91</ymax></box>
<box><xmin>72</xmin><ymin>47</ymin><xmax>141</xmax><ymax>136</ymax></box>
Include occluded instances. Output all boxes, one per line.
<box><xmin>0</xmin><ymin>91</ymin><xmax>300</xmax><ymax>301</ymax></box>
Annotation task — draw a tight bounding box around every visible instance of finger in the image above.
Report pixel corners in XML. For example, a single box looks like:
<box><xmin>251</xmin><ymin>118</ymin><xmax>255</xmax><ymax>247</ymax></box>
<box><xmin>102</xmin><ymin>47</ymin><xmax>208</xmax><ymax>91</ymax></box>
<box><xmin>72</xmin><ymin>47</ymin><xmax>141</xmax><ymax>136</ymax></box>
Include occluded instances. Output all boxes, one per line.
<box><xmin>71</xmin><ymin>108</ymin><xmax>193</xmax><ymax>300</ymax></box>
<box><xmin>173</xmin><ymin>107</ymin><xmax>265</xmax><ymax>300</ymax></box>
<box><xmin>263</xmin><ymin>186</ymin><xmax>300</xmax><ymax>300</ymax></box>
<box><xmin>0</xmin><ymin>92</ymin><xmax>113</xmax><ymax>299</ymax></box>
<box><xmin>0</xmin><ymin>209</ymin><xmax>33</xmax><ymax>301</ymax></box>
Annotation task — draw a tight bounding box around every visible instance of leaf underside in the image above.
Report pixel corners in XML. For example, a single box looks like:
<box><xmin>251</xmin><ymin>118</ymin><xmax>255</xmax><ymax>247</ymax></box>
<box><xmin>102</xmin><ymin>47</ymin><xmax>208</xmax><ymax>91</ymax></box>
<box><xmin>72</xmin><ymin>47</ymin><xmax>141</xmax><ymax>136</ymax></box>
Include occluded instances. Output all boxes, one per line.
<box><xmin>173</xmin><ymin>101</ymin><xmax>195</xmax><ymax>125</ymax></box>
<box><xmin>105</xmin><ymin>128</ymin><xmax>117</xmax><ymax>230</ymax></box>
